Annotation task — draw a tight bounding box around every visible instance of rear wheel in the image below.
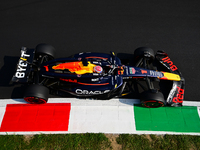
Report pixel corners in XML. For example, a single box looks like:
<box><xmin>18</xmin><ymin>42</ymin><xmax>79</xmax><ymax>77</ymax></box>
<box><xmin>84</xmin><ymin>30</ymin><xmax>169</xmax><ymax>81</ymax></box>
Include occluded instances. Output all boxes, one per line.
<box><xmin>24</xmin><ymin>84</ymin><xmax>49</xmax><ymax>104</ymax></box>
<box><xmin>35</xmin><ymin>43</ymin><xmax>56</xmax><ymax>61</ymax></box>
<box><xmin>140</xmin><ymin>90</ymin><xmax>165</xmax><ymax>108</ymax></box>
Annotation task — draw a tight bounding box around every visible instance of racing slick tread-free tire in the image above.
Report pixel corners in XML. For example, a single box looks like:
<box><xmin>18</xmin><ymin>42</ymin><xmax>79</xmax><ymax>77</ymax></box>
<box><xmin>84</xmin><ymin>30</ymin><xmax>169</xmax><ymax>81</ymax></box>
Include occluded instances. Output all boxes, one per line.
<box><xmin>134</xmin><ymin>47</ymin><xmax>155</xmax><ymax>62</ymax></box>
<box><xmin>24</xmin><ymin>84</ymin><xmax>49</xmax><ymax>104</ymax></box>
<box><xmin>140</xmin><ymin>90</ymin><xmax>165</xmax><ymax>108</ymax></box>
<box><xmin>35</xmin><ymin>43</ymin><xmax>56</xmax><ymax>59</ymax></box>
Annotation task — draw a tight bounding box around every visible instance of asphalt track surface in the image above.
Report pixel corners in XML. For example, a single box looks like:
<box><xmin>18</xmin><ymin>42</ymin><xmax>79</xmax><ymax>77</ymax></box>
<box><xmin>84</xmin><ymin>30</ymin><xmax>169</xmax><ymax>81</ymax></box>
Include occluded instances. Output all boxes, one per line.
<box><xmin>0</xmin><ymin>0</ymin><xmax>200</xmax><ymax>101</ymax></box>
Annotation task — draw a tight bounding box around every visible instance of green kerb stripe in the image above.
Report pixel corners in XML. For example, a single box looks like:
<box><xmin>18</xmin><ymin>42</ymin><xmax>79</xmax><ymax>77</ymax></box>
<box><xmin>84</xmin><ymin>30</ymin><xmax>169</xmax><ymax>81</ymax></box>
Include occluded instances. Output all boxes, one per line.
<box><xmin>134</xmin><ymin>105</ymin><xmax>200</xmax><ymax>133</ymax></box>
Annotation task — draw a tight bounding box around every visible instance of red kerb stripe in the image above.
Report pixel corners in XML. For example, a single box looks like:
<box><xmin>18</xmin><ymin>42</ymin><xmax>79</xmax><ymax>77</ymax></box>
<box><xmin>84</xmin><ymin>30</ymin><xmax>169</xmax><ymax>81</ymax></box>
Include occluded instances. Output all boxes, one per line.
<box><xmin>0</xmin><ymin>103</ymin><xmax>71</xmax><ymax>132</ymax></box>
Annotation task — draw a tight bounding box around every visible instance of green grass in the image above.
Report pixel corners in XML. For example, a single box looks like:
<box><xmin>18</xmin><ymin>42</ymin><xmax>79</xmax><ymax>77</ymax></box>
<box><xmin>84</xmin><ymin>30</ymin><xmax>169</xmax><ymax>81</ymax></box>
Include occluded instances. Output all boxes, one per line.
<box><xmin>0</xmin><ymin>133</ymin><xmax>111</xmax><ymax>150</ymax></box>
<box><xmin>0</xmin><ymin>134</ymin><xmax>200</xmax><ymax>150</ymax></box>
<box><xmin>116</xmin><ymin>134</ymin><xmax>200</xmax><ymax>150</ymax></box>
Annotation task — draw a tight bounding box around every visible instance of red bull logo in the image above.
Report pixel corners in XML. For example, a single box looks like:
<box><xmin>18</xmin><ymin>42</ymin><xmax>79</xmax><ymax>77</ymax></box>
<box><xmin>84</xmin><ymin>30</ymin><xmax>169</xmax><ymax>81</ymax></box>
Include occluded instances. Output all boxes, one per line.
<box><xmin>52</xmin><ymin>61</ymin><xmax>96</xmax><ymax>74</ymax></box>
<box><xmin>52</xmin><ymin>62</ymin><xmax>81</xmax><ymax>71</ymax></box>
<box><xmin>118</xmin><ymin>66</ymin><xmax>124</xmax><ymax>75</ymax></box>
<box><xmin>162</xmin><ymin>56</ymin><xmax>178</xmax><ymax>71</ymax></box>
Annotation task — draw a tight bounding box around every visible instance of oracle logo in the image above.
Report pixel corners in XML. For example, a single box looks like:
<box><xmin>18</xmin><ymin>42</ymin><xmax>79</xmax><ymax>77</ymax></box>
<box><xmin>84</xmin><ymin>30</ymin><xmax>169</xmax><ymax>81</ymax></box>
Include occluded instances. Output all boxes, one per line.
<box><xmin>75</xmin><ymin>89</ymin><xmax>110</xmax><ymax>95</ymax></box>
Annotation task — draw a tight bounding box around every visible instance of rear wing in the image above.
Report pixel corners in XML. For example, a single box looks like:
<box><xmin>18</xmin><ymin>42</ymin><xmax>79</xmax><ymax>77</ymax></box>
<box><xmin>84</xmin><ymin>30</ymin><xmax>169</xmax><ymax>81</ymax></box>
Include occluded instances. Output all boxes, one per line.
<box><xmin>156</xmin><ymin>51</ymin><xmax>185</xmax><ymax>107</ymax></box>
<box><xmin>12</xmin><ymin>47</ymin><xmax>35</xmax><ymax>83</ymax></box>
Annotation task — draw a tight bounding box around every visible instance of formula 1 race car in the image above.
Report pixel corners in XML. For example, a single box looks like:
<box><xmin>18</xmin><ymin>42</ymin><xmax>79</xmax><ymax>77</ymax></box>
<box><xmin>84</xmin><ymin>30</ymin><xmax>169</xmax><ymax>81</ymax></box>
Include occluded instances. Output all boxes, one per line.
<box><xmin>12</xmin><ymin>44</ymin><xmax>185</xmax><ymax>108</ymax></box>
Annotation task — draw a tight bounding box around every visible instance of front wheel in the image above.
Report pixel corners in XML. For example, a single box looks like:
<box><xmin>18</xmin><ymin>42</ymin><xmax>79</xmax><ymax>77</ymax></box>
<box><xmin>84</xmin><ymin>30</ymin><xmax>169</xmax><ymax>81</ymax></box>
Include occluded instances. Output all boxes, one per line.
<box><xmin>134</xmin><ymin>47</ymin><xmax>155</xmax><ymax>64</ymax></box>
<box><xmin>140</xmin><ymin>90</ymin><xmax>165</xmax><ymax>108</ymax></box>
<box><xmin>24</xmin><ymin>84</ymin><xmax>49</xmax><ymax>104</ymax></box>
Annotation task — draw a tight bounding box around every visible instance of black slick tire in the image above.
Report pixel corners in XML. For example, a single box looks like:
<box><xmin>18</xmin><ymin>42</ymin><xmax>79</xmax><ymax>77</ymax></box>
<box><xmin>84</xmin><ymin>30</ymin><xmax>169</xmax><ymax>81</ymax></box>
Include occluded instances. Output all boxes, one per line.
<box><xmin>35</xmin><ymin>43</ymin><xmax>56</xmax><ymax>59</ymax></box>
<box><xmin>24</xmin><ymin>84</ymin><xmax>49</xmax><ymax>104</ymax></box>
<box><xmin>140</xmin><ymin>90</ymin><xmax>165</xmax><ymax>108</ymax></box>
<box><xmin>134</xmin><ymin>47</ymin><xmax>155</xmax><ymax>62</ymax></box>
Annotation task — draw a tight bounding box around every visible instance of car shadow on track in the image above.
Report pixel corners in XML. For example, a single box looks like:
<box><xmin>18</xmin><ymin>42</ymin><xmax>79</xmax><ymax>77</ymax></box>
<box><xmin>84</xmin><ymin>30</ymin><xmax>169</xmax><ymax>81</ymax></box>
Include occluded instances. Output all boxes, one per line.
<box><xmin>0</xmin><ymin>56</ymin><xmax>18</xmax><ymax>87</ymax></box>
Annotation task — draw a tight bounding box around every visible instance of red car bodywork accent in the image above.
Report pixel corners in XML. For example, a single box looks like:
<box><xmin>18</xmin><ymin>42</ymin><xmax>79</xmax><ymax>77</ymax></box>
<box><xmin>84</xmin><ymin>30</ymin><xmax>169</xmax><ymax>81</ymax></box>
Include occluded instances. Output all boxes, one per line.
<box><xmin>162</xmin><ymin>56</ymin><xmax>178</xmax><ymax>71</ymax></box>
<box><xmin>141</xmin><ymin>70</ymin><xmax>147</xmax><ymax>74</ymax></box>
<box><xmin>85</xmin><ymin>56</ymin><xmax>108</xmax><ymax>60</ymax></box>
<box><xmin>172</xmin><ymin>86</ymin><xmax>184</xmax><ymax>103</ymax></box>
<box><xmin>159</xmin><ymin>76</ymin><xmax>168</xmax><ymax>80</ymax></box>
<box><xmin>76</xmin><ymin>82</ymin><xmax>109</xmax><ymax>86</ymax></box>
<box><xmin>44</xmin><ymin>66</ymin><xmax>49</xmax><ymax>72</ymax></box>
<box><xmin>60</xmin><ymin>78</ymin><xmax>78</xmax><ymax>83</ymax></box>
<box><xmin>118</xmin><ymin>67</ymin><xmax>124</xmax><ymax>75</ymax></box>
<box><xmin>60</xmin><ymin>78</ymin><xmax>109</xmax><ymax>86</ymax></box>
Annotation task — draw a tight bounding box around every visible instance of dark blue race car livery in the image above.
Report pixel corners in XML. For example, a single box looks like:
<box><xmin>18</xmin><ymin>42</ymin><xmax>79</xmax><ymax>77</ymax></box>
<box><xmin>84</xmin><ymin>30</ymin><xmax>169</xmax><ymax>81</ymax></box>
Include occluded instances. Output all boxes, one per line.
<box><xmin>12</xmin><ymin>44</ymin><xmax>185</xmax><ymax>108</ymax></box>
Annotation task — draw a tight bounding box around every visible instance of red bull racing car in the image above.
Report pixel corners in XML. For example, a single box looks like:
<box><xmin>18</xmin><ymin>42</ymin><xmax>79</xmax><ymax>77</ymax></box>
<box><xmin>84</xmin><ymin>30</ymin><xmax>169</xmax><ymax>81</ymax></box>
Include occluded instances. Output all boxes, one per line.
<box><xmin>12</xmin><ymin>44</ymin><xmax>185</xmax><ymax>108</ymax></box>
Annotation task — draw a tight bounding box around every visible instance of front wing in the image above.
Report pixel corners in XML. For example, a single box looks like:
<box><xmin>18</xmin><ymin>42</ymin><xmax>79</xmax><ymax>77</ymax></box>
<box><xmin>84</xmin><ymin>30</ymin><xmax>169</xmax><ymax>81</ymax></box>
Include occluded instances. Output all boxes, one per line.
<box><xmin>156</xmin><ymin>51</ymin><xmax>185</xmax><ymax>106</ymax></box>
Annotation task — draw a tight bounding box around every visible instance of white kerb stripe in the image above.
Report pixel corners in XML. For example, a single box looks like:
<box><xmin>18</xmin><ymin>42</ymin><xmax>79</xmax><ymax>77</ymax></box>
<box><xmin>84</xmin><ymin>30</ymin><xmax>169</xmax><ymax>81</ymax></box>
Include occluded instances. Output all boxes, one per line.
<box><xmin>67</xmin><ymin>98</ymin><xmax>137</xmax><ymax>133</ymax></box>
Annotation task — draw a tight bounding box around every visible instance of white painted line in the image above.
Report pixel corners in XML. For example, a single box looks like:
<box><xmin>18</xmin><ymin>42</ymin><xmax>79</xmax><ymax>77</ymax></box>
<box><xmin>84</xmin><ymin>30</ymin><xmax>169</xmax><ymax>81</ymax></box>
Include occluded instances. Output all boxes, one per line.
<box><xmin>0</xmin><ymin>107</ymin><xmax>6</xmax><ymax>129</ymax></box>
<box><xmin>183</xmin><ymin>101</ymin><xmax>200</xmax><ymax>107</ymax></box>
<box><xmin>0</xmin><ymin>99</ymin><xmax>26</xmax><ymax>106</ymax></box>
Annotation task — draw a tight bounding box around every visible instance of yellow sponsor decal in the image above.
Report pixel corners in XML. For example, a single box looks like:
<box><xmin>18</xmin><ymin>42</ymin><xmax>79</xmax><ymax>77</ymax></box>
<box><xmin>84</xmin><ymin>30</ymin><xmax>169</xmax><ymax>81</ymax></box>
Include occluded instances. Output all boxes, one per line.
<box><xmin>121</xmin><ymin>93</ymin><xmax>129</xmax><ymax>96</ymax></box>
<box><xmin>20</xmin><ymin>57</ymin><xmax>27</xmax><ymax>61</ymax></box>
<box><xmin>159</xmin><ymin>72</ymin><xmax>181</xmax><ymax>81</ymax></box>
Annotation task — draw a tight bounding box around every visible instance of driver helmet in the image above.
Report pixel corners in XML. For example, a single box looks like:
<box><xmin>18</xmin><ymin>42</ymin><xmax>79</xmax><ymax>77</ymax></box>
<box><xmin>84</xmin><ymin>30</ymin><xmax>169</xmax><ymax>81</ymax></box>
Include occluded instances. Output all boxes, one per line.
<box><xmin>94</xmin><ymin>65</ymin><xmax>103</xmax><ymax>73</ymax></box>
